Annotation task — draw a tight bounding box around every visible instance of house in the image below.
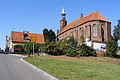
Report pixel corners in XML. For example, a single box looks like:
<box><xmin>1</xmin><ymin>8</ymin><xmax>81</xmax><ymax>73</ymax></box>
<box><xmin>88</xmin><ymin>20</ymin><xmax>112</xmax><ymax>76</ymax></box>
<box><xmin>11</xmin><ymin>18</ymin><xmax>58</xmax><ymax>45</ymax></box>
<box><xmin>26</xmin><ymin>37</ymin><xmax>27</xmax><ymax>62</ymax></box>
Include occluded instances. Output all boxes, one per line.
<box><xmin>57</xmin><ymin>8</ymin><xmax>111</xmax><ymax>51</ymax></box>
<box><xmin>6</xmin><ymin>31</ymin><xmax>44</xmax><ymax>53</ymax></box>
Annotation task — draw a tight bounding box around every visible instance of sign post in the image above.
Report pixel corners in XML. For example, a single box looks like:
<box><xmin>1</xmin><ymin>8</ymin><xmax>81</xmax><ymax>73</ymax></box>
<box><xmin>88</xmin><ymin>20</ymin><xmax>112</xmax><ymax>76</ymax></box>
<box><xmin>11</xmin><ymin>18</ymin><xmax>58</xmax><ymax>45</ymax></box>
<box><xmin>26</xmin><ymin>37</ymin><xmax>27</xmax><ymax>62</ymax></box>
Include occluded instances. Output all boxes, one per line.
<box><xmin>31</xmin><ymin>37</ymin><xmax>37</xmax><ymax>59</ymax></box>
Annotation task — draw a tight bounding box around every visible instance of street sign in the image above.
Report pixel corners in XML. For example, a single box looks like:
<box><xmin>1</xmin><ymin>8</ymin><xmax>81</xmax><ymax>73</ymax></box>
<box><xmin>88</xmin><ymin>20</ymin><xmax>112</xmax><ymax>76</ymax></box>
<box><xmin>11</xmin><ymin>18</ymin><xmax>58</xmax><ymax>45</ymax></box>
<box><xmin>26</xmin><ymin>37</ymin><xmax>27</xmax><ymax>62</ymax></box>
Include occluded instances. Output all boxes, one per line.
<box><xmin>30</xmin><ymin>36</ymin><xmax>37</xmax><ymax>59</ymax></box>
<box><xmin>31</xmin><ymin>36</ymin><xmax>37</xmax><ymax>42</ymax></box>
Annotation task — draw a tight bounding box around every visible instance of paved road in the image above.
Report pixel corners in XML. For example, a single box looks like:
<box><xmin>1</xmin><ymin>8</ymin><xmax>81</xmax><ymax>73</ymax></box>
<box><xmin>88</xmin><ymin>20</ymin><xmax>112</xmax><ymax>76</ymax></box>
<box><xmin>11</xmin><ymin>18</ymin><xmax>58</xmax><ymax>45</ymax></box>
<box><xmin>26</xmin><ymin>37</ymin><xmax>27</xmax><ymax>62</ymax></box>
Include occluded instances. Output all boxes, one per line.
<box><xmin>0</xmin><ymin>53</ymin><xmax>50</xmax><ymax>80</ymax></box>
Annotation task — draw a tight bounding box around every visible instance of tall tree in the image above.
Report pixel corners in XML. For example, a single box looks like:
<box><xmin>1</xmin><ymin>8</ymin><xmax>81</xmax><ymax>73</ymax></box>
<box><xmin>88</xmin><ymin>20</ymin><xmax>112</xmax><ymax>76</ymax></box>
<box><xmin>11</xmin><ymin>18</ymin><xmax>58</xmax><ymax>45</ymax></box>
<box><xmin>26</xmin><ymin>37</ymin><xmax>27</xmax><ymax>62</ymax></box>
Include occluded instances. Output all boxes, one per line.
<box><xmin>113</xmin><ymin>20</ymin><xmax>120</xmax><ymax>43</ymax></box>
<box><xmin>106</xmin><ymin>40</ymin><xmax>118</xmax><ymax>57</ymax></box>
<box><xmin>49</xmin><ymin>29</ymin><xmax>56</xmax><ymax>41</ymax></box>
<box><xmin>43</xmin><ymin>28</ymin><xmax>49</xmax><ymax>41</ymax></box>
<box><xmin>43</xmin><ymin>29</ymin><xmax>56</xmax><ymax>42</ymax></box>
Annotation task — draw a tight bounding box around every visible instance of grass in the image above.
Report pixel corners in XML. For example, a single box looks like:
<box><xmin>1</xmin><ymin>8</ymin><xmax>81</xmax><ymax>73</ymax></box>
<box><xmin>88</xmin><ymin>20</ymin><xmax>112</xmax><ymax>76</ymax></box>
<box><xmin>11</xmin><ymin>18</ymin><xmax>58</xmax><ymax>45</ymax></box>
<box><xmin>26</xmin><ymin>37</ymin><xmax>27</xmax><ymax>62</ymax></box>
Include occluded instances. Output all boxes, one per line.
<box><xmin>25</xmin><ymin>56</ymin><xmax>120</xmax><ymax>80</ymax></box>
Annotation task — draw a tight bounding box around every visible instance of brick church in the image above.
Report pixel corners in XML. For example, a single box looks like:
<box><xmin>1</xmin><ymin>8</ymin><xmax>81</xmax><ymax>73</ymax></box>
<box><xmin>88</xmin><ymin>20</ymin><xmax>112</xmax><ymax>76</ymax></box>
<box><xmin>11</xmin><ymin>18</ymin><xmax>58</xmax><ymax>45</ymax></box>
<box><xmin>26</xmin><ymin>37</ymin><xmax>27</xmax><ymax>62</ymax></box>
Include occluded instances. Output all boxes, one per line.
<box><xmin>57</xmin><ymin>8</ymin><xmax>111</xmax><ymax>51</ymax></box>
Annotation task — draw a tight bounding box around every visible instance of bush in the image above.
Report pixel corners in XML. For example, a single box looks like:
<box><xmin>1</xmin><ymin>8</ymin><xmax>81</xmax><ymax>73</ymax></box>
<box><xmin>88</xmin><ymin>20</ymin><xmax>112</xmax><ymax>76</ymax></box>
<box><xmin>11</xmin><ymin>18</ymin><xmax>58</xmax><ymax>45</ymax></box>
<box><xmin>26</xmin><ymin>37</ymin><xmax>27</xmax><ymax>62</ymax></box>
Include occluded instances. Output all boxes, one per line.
<box><xmin>63</xmin><ymin>37</ymin><xmax>78</xmax><ymax>57</ymax></box>
<box><xmin>22</xmin><ymin>42</ymin><xmax>33</xmax><ymax>57</ymax></box>
<box><xmin>61</xmin><ymin>37</ymin><xmax>95</xmax><ymax>57</ymax></box>
<box><xmin>65</xmin><ymin>44</ymin><xmax>78</xmax><ymax>57</ymax></box>
<box><xmin>44</xmin><ymin>41</ymin><xmax>63</xmax><ymax>55</ymax></box>
<box><xmin>106</xmin><ymin>40</ymin><xmax>118</xmax><ymax>57</ymax></box>
<box><xmin>44</xmin><ymin>36</ymin><xmax>95</xmax><ymax>57</ymax></box>
<box><xmin>77</xmin><ymin>44</ymin><xmax>96</xmax><ymax>56</ymax></box>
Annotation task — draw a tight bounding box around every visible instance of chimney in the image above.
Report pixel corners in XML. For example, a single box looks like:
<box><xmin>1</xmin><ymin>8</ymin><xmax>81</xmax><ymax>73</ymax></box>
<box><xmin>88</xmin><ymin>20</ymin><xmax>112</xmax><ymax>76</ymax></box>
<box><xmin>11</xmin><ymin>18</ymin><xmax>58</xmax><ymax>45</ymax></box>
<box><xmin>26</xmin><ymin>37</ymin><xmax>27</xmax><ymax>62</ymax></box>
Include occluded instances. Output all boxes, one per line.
<box><xmin>80</xmin><ymin>13</ymin><xmax>83</xmax><ymax>18</ymax></box>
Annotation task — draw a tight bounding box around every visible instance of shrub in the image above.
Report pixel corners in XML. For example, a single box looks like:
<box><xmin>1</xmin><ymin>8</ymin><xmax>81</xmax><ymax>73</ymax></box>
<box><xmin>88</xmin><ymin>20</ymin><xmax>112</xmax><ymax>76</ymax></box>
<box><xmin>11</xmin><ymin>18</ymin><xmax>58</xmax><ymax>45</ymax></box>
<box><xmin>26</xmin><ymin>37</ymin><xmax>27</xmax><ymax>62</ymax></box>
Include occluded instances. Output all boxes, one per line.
<box><xmin>44</xmin><ymin>41</ymin><xmax>63</xmax><ymax>55</ymax></box>
<box><xmin>106</xmin><ymin>40</ymin><xmax>118</xmax><ymax>57</ymax></box>
<box><xmin>43</xmin><ymin>36</ymin><xmax>95</xmax><ymax>57</ymax></box>
<box><xmin>65</xmin><ymin>44</ymin><xmax>78</xmax><ymax>57</ymax></box>
<box><xmin>77</xmin><ymin>44</ymin><xmax>96</xmax><ymax>56</ymax></box>
<box><xmin>63</xmin><ymin>37</ymin><xmax>78</xmax><ymax>57</ymax></box>
<box><xmin>22</xmin><ymin>42</ymin><xmax>33</xmax><ymax>57</ymax></box>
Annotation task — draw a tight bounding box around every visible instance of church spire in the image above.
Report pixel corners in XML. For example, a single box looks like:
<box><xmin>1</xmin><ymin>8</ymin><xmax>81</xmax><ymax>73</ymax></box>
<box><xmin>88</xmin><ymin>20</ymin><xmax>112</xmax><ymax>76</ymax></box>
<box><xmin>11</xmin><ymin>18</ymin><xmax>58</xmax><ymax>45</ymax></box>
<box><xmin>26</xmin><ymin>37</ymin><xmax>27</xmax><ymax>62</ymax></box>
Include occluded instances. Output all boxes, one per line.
<box><xmin>62</xmin><ymin>8</ymin><xmax>65</xmax><ymax>15</ymax></box>
<box><xmin>60</xmin><ymin>8</ymin><xmax>66</xmax><ymax>20</ymax></box>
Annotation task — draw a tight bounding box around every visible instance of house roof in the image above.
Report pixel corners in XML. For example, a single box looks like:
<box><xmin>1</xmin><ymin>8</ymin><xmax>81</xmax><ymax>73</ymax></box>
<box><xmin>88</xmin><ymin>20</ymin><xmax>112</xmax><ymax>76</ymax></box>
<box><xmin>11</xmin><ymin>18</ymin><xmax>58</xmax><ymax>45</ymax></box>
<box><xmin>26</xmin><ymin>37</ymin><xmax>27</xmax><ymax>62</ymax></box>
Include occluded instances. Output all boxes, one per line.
<box><xmin>11</xmin><ymin>31</ymin><xmax>44</xmax><ymax>44</ymax></box>
<box><xmin>58</xmin><ymin>11</ymin><xmax>108</xmax><ymax>35</ymax></box>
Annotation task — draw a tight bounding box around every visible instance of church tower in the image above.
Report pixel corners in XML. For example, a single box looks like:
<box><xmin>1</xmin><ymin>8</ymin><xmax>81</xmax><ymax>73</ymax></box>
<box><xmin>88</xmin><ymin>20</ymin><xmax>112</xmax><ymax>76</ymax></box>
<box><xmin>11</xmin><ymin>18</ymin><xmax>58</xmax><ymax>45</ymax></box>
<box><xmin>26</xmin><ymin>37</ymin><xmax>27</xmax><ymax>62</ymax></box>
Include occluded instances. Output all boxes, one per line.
<box><xmin>60</xmin><ymin>8</ymin><xmax>67</xmax><ymax>31</ymax></box>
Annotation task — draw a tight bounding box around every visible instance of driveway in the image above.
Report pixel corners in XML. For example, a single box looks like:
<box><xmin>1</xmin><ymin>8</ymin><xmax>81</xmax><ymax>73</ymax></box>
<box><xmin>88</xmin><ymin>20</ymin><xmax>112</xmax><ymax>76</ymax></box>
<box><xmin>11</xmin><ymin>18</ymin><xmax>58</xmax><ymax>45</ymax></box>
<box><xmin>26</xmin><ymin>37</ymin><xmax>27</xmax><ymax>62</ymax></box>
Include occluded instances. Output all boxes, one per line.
<box><xmin>0</xmin><ymin>53</ymin><xmax>51</xmax><ymax>80</ymax></box>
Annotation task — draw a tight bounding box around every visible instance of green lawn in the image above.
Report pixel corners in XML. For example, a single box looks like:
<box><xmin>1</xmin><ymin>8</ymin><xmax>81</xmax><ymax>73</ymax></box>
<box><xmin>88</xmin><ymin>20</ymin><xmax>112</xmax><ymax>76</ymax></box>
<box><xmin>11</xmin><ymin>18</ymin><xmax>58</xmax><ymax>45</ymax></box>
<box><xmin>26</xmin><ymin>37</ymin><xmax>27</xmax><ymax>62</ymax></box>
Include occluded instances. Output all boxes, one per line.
<box><xmin>24</xmin><ymin>56</ymin><xmax>120</xmax><ymax>80</ymax></box>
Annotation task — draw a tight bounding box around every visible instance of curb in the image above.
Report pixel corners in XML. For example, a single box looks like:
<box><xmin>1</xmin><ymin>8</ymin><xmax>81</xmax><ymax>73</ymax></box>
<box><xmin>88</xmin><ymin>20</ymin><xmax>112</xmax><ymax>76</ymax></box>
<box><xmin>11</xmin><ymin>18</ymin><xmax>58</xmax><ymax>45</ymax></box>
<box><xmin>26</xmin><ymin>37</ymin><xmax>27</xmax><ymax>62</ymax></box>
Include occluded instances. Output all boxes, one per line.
<box><xmin>20</xmin><ymin>58</ymin><xmax>59</xmax><ymax>80</ymax></box>
<box><xmin>8</xmin><ymin>54</ymin><xmax>27</xmax><ymax>58</ymax></box>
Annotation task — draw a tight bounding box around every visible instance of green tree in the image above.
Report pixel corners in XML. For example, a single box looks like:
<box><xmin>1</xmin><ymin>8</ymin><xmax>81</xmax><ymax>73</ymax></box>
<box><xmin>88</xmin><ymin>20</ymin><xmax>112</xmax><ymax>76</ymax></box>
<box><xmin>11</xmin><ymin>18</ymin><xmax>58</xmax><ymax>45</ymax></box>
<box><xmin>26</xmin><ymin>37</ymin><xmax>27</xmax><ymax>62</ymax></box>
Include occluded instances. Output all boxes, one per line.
<box><xmin>34</xmin><ymin>43</ymin><xmax>44</xmax><ymax>53</ymax></box>
<box><xmin>106</xmin><ymin>40</ymin><xmax>118</xmax><ymax>57</ymax></box>
<box><xmin>49</xmin><ymin>29</ymin><xmax>56</xmax><ymax>41</ymax></box>
<box><xmin>23</xmin><ymin>42</ymin><xmax>33</xmax><ymax>57</ymax></box>
<box><xmin>43</xmin><ymin>28</ymin><xmax>49</xmax><ymax>41</ymax></box>
<box><xmin>113</xmin><ymin>20</ymin><xmax>120</xmax><ymax>43</ymax></box>
<box><xmin>43</xmin><ymin>29</ymin><xmax>56</xmax><ymax>42</ymax></box>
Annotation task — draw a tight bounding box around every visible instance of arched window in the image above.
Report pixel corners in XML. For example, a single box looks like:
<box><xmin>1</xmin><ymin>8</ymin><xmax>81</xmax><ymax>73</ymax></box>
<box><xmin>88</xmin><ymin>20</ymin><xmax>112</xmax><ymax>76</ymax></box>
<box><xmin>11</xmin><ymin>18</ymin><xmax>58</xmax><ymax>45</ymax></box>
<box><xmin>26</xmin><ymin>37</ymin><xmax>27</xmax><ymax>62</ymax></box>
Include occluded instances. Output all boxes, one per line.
<box><xmin>70</xmin><ymin>31</ymin><xmax>73</xmax><ymax>36</ymax></box>
<box><xmin>75</xmin><ymin>30</ymin><xmax>78</xmax><ymax>40</ymax></box>
<box><xmin>101</xmin><ymin>24</ymin><xmax>104</xmax><ymax>42</ymax></box>
<box><xmin>85</xmin><ymin>26</ymin><xmax>88</xmax><ymax>37</ymax></box>
<box><xmin>93</xmin><ymin>24</ymin><xmax>97</xmax><ymax>37</ymax></box>
<box><xmin>80</xmin><ymin>28</ymin><xmax>83</xmax><ymax>36</ymax></box>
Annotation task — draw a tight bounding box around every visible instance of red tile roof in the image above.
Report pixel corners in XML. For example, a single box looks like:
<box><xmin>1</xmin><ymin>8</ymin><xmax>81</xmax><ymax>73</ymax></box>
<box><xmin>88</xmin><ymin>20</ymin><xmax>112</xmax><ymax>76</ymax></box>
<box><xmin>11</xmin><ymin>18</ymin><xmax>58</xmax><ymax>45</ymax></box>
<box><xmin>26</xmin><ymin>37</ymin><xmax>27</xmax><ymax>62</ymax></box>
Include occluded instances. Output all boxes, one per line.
<box><xmin>11</xmin><ymin>31</ymin><xmax>44</xmax><ymax>44</ymax></box>
<box><xmin>58</xmin><ymin>11</ymin><xmax>108</xmax><ymax>34</ymax></box>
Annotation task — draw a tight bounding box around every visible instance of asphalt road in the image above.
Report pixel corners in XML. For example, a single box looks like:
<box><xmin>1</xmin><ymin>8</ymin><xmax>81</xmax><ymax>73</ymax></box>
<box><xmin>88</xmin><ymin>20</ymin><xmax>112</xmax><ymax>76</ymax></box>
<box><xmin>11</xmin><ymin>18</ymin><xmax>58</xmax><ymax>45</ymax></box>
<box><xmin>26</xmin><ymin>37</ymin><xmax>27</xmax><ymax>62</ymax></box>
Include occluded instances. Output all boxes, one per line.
<box><xmin>0</xmin><ymin>53</ymin><xmax>51</xmax><ymax>80</ymax></box>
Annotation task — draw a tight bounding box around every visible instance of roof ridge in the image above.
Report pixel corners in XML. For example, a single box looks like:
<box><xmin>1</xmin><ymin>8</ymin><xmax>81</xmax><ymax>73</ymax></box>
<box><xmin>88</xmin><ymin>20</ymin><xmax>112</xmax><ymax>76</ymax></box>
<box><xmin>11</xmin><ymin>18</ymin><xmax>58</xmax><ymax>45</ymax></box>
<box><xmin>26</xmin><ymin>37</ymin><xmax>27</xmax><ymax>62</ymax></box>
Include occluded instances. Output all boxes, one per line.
<box><xmin>12</xmin><ymin>31</ymin><xmax>42</xmax><ymax>35</ymax></box>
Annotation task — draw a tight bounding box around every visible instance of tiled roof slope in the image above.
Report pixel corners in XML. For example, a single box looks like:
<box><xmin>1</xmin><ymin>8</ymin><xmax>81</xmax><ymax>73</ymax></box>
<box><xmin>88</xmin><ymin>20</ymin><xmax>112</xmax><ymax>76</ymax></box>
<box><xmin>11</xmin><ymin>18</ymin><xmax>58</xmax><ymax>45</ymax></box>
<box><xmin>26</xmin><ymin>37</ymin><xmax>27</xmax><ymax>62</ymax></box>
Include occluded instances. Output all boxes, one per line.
<box><xmin>11</xmin><ymin>31</ymin><xmax>44</xmax><ymax>44</ymax></box>
<box><xmin>58</xmin><ymin>11</ymin><xmax>108</xmax><ymax>34</ymax></box>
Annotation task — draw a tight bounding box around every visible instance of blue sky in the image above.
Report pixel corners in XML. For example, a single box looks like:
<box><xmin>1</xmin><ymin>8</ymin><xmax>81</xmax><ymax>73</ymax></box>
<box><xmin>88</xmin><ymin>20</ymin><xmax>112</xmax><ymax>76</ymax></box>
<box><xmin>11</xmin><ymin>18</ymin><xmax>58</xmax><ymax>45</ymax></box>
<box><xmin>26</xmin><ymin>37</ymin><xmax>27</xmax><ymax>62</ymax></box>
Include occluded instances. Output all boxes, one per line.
<box><xmin>0</xmin><ymin>0</ymin><xmax>120</xmax><ymax>49</ymax></box>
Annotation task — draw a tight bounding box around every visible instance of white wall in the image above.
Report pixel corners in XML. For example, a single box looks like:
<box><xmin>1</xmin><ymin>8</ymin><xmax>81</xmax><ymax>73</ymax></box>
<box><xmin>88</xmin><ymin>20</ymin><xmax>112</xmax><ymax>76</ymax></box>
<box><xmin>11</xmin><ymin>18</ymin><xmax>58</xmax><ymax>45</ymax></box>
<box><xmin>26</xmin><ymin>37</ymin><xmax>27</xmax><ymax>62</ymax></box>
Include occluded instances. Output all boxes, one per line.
<box><xmin>93</xmin><ymin>42</ymin><xmax>106</xmax><ymax>51</ymax></box>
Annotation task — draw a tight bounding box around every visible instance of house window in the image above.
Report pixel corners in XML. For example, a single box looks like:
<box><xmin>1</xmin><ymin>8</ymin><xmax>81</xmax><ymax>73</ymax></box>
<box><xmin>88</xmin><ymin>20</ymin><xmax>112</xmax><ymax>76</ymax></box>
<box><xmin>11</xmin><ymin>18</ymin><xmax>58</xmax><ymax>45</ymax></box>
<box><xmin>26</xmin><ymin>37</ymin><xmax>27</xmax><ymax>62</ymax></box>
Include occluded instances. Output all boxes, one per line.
<box><xmin>93</xmin><ymin>24</ymin><xmax>97</xmax><ymax>37</ymax></box>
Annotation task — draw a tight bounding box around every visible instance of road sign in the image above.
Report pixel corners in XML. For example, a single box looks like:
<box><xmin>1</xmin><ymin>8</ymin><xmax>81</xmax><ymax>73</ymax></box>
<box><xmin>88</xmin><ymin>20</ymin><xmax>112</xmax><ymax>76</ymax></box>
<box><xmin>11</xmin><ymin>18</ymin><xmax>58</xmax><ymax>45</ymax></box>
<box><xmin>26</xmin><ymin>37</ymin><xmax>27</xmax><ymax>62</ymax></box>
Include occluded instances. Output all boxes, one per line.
<box><xmin>31</xmin><ymin>36</ymin><xmax>37</xmax><ymax>42</ymax></box>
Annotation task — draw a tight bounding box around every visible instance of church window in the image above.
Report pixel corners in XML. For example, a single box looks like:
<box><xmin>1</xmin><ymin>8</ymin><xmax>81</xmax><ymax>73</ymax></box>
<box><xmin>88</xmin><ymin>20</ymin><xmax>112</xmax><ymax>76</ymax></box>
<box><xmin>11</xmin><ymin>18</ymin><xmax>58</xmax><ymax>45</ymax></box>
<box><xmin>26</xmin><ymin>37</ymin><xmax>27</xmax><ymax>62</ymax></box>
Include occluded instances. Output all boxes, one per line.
<box><xmin>101</xmin><ymin>24</ymin><xmax>105</xmax><ymax>42</ymax></box>
<box><xmin>73</xmin><ymin>30</ymin><xmax>78</xmax><ymax>40</ymax></box>
<box><xmin>85</xmin><ymin>26</ymin><xmax>88</xmax><ymax>37</ymax></box>
<box><xmin>79</xmin><ymin>28</ymin><xmax>83</xmax><ymax>36</ymax></box>
<box><xmin>93</xmin><ymin>24</ymin><xmax>97</xmax><ymax>37</ymax></box>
